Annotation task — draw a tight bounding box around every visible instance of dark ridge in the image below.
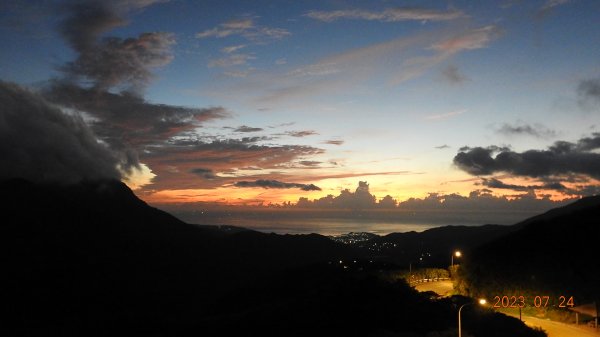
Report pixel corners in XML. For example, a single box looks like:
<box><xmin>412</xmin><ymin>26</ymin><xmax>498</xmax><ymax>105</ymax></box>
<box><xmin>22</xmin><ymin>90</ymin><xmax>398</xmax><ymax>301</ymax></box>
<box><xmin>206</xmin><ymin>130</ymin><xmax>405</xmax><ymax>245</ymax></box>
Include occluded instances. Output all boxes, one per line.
<box><xmin>367</xmin><ymin>224</ymin><xmax>515</xmax><ymax>267</ymax></box>
<box><xmin>460</xmin><ymin>194</ymin><xmax>600</xmax><ymax>302</ymax></box>
<box><xmin>1</xmin><ymin>178</ymin><xmax>359</xmax><ymax>336</ymax></box>
<box><xmin>1</xmin><ymin>178</ymin><xmax>551</xmax><ymax>336</ymax></box>
<box><xmin>512</xmin><ymin>194</ymin><xmax>600</xmax><ymax>229</ymax></box>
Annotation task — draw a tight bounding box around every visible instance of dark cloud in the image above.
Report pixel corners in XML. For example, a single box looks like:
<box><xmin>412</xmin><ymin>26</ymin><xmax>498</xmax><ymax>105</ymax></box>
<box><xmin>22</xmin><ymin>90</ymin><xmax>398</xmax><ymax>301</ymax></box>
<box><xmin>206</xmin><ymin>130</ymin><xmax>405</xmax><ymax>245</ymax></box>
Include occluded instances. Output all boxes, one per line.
<box><xmin>442</xmin><ymin>65</ymin><xmax>468</xmax><ymax>84</ymax></box>
<box><xmin>287</xmin><ymin>130</ymin><xmax>318</xmax><ymax>137</ymax></box>
<box><xmin>435</xmin><ymin>144</ymin><xmax>450</xmax><ymax>149</ymax></box>
<box><xmin>298</xmin><ymin>161</ymin><xmax>321</xmax><ymax>167</ymax></box>
<box><xmin>59</xmin><ymin>0</ymin><xmax>173</xmax><ymax>91</ymax></box>
<box><xmin>190</xmin><ymin>168</ymin><xmax>216</xmax><ymax>180</ymax></box>
<box><xmin>497</xmin><ymin>123</ymin><xmax>557</xmax><ymax>138</ymax></box>
<box><xmin>40</xmin><ymin>0</ymin><xmax>228</xmax><ymax>180</ymax></box>
<box><xmin>43</xmin><ymin>81</ymin><xmax>228</xmax><ymax>151</ymax></box>
<box><xmin>15</xmin><ymin>0</ymin><xmax>329</xmax><ymax>194</ymax></box>
<box><xmin>480</xmin><ymin>178</ymin><xmax>530</xmax><ymax>191</ymax></box>
<box><xmin>577</xmin><ymin>78</ymin><xmax>600</xmax><ymax>109</ymax></box>
<box><xmin>0</xmin><ymin>81</ymin><xmax>121</xmax><ymax>183</ymax></box>
<box><xmin>479</xmin><ymin>177</ymin><xmax>567</xmax><ymax>192</ymax></box>
<box><xmin>323</xmin><ymin>140</ymin><xmax>344</xmax><ymax>145</ymax></box>
<box><xmin>142</xmin><ymin>139</ymin><xmax>324</xmax><ymax>190</ymax></box>
<box><xmin>234</xmin><ymin>179</ymin><xmax>321</xmax><ymax>191</ymax></box>
<box><xmin>234</xmin><ymin>125</ymin><xmax>263</xmax><ymax>133</ymax></box>
<box><xmin>453</xmin><ymin>134</ymin><xmax>600</xmax><ymax>179</ymax></box>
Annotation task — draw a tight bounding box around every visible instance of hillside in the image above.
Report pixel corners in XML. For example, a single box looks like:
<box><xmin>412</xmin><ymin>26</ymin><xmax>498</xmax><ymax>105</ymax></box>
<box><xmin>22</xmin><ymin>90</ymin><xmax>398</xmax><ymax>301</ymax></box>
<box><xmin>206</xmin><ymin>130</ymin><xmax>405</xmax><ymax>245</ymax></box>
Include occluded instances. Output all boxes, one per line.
<box><xmin>1</xmin><ymin>179</ymin><xmax>547</xmax><ymax>337</ymax></box>
<box><xmin>359</xmin><ymin>224</ymin><xmax>515</xmax><ymax>267</ymax></box>
<box><xmin>459</xmin><ymin>195</ymin><xmax>600</xmax><ymax>303</ymax></box>
<box><xmin>1</xmin><ymin>179</ymin><xmax>357</xmax><ymax>336</ymax></box>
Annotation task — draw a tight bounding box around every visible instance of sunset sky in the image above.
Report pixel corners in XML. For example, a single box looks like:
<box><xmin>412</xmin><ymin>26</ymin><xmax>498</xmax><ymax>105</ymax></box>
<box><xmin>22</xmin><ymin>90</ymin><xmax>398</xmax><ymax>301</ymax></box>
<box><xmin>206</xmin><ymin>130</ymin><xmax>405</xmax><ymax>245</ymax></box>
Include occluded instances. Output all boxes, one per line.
<box><xmin>2</xmin><ymin>0</ymin><xmax>600</xmax><ymax>216</ymax></box>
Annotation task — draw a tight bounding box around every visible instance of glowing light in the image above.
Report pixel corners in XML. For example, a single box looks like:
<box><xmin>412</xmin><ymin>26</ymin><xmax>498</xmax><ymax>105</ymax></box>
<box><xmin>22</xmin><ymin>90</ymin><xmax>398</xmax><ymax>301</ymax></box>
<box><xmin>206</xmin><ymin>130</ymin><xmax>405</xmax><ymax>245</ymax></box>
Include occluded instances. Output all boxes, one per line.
<box><xmin>122</xmin><ymin>163</ymin><xmax>155</xmax><ymax>190</ymax></box>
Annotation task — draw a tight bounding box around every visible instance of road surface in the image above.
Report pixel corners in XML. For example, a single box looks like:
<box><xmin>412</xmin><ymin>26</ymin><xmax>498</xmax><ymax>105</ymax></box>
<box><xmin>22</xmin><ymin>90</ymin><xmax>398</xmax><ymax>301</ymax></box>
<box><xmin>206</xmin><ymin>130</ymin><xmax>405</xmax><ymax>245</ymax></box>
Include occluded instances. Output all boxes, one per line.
<box><xmin>413</xmin><ymin>280</ymin><xmax>454</xmax><ymax>297</ymax></box>
<box><xmin>413</xmin><ymin>281</ymin><xmax>600</xmax><ymax>337</ymax></box>
<box><xmin>514</xmin><ymin>314</ymin><xmax>600</xmax><ymax>337</ymax></box>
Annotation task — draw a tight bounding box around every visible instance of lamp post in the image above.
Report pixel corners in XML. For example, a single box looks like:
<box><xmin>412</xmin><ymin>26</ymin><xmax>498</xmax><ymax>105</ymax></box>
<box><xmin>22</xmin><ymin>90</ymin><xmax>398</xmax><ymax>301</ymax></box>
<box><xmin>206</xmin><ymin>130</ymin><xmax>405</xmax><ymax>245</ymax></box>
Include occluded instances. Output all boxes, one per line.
<box><xmin>451</xmin><ymin>250</ymin><xmax>462</xmax><ymax>267</ymax></box>
<box><xmin>458</xmin><ymin>299</ymin><xmax>486</xmax><ymax>337</ymax></box>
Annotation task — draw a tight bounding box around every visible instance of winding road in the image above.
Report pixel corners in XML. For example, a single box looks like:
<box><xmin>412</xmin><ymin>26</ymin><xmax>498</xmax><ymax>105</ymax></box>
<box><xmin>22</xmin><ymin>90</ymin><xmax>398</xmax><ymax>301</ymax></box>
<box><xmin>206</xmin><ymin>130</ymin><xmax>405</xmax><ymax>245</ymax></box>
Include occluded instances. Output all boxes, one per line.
<box><xmin>413</xmin><ymin>280</ymin><xmax>600</xmax><ymax>337</ymax></box>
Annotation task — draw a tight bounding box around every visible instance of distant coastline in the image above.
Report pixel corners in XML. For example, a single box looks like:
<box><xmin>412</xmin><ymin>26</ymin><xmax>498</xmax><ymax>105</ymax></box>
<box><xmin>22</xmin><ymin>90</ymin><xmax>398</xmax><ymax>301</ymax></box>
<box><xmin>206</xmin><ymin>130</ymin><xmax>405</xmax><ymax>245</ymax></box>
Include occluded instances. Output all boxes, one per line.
<box><xmin>158</xmin><ymin>205</ymin><xmax>553</xmax><ymax>235</ymax></box>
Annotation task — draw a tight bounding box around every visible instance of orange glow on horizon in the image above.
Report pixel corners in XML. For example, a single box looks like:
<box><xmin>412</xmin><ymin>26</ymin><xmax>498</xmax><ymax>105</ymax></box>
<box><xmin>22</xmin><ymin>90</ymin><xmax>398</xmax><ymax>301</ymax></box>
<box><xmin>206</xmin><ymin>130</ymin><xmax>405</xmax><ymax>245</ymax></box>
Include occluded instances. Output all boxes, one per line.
<box><xmin>136</xmin><ymin>173</ymin><xmax>582</xmax><ymax>206</ymax></box>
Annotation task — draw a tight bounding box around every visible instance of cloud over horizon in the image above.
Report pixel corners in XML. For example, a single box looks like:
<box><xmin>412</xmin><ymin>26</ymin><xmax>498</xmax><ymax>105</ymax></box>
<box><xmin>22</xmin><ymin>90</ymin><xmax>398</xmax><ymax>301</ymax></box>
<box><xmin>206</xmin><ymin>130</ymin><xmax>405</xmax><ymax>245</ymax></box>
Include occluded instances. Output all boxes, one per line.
<box><xmin>454</xmin><ymin>134</ymin><xmax>600</xmax><ymax>179</ymax></box>
<box><xmin>234</xmin><ymin>179</ymin><xmax>321</xmax><ymax>191</ymax></box>
<box><xmin>454</xmin><ymin>134</ymin><xmax>600</xmax><ymax>196</ymax></box>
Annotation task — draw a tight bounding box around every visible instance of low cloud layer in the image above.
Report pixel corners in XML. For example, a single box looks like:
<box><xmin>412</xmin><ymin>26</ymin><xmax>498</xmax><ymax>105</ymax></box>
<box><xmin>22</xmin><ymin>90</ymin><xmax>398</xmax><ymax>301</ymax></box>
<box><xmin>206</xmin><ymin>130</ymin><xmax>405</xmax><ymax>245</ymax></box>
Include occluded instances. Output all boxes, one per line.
<box><xmin>479</xmin><ymin>177</ymin><xmax>566</xmax><ymax>192</ymax></box>
<box><xmin>454</xmin><ymin>134</ymin><xmax>600</xmax><ymax>179</ymax></box>
<box><xmin>234</xmin><ymin>179</ymin><xmax>321</xmax><ymax>191</ymax></box>
<box><xmin>291</xmin><ymin>181</ymin><xmax>571</xmax><ymax>222</ymax></box>
<box><xmin>0</xmin><ymin>81</ymin><xmax>121</xmax><ymax>183</ymax></box>
<box><xmin>143</xmin><ymin>139</ymin><xmax>324</xmax><ymax>190</ymax></box>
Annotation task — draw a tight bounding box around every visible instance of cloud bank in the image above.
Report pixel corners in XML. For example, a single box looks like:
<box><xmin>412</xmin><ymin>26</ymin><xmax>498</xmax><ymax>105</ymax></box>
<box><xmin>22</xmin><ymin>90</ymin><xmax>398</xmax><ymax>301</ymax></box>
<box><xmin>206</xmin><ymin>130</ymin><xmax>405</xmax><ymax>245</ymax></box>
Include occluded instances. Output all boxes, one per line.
<box><xmin>0</xmin><ymin>81</ymin><xmax>121</xmax><ymax>183</ymax></box>
<box><xmin>453</xmin><ymin>134</ymin><xmax>600</xmax><ymax>179</ymax></box>
<box><xmin>234</xmin><ymin>179</ymin><xmax>321</xmax><ymax>191</ymax></box>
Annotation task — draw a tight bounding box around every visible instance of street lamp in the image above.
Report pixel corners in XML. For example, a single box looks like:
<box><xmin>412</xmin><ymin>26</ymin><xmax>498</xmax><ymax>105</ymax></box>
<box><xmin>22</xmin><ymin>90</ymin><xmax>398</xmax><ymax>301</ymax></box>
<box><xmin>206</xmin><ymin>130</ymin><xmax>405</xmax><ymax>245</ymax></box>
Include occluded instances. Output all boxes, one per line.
<box><xmin>458</xmin><ymin>299</ymin><xmax>486</xmax><ymax>337</ymax></box>
<box><xmin>451</xmin><ymin>250</ymin><xmax>462</xmax><ymax>267</ymax></box>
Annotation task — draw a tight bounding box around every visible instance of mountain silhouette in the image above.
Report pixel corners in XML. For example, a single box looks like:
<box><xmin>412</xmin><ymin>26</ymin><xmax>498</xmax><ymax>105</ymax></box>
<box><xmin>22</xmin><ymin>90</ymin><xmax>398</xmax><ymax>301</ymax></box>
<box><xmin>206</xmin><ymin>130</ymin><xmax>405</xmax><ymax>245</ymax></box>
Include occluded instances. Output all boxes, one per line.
<box><xmin>1</xmin><ymin>178</ymin><xmax>357</xmax><ymax>336</ymax></box>
<box><xmin>460</xmin><ymin>195</ymin><xmax>600</xmax><ymax>303</ymax></box>
<box><xmin>2</xmin><ymin>178</ymin><xmax>550</xmax><ymax>337</ymax></box>
<box><xmin>368</xmin><ymin>224</ymin><xmax>516</xmax><ymax>267</ymax></box>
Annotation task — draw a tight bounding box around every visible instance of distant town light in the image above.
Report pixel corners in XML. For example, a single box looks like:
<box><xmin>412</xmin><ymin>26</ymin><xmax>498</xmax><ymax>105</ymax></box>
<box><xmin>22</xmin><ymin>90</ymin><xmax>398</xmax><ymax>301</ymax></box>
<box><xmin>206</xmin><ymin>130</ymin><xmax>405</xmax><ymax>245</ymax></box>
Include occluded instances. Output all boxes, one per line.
<box><xmin>479</xmin><ymin>299</ymin><xmax>487</xmax><ymax>305</ymax></box>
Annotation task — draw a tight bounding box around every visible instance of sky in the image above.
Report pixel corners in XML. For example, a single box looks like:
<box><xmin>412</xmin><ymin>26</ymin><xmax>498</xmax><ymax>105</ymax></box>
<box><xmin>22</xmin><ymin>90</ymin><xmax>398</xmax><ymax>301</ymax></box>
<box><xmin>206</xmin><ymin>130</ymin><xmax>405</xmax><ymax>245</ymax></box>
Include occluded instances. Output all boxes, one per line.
<box><xmin>1</xmin><ymin>0</ymin><xmax>600</xmax><ymax>228</ymax></box>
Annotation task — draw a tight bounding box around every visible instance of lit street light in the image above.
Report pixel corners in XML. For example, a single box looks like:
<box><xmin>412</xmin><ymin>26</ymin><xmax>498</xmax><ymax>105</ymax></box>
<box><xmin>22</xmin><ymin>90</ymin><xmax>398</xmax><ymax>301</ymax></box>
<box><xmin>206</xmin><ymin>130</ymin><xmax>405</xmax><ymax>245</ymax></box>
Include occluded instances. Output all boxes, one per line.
<box><xmin>458</xmin><ymin>299</ymin><xmax>486</xmax><ymax>337</ymax></box>
<box><xmin>451</xmin><ymin>250</ymin><xmax>461</xmax><ymax>267</ymax></box>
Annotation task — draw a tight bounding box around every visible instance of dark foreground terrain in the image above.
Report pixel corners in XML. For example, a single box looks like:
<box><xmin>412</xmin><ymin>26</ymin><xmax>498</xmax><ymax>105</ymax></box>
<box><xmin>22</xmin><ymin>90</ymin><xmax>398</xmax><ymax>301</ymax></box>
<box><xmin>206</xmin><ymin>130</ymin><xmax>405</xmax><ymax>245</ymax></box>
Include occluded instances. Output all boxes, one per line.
<box><xmin>459</xmin><ymin>195</ymin><xmax>600</xmax><ymax>304</ymax></box>
<box><xmin>1</xmin><ymin>178</ymin><xmax>575</xmax><ymax>336</ymax></box>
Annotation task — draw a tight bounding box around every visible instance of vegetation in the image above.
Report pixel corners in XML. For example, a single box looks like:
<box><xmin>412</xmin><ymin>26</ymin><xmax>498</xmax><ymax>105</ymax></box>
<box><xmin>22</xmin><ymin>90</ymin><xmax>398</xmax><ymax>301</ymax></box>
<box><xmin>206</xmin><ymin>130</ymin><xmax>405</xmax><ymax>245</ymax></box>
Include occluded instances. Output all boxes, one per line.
<box><xmin>457</xmin><ymin>196</ymin><xmax>600</xmax><ymax>322</ymax></box>
<box><xmin>386</xmin><ymin>268</ymin><xmax>450</xmax><ymax>284</ymax></box>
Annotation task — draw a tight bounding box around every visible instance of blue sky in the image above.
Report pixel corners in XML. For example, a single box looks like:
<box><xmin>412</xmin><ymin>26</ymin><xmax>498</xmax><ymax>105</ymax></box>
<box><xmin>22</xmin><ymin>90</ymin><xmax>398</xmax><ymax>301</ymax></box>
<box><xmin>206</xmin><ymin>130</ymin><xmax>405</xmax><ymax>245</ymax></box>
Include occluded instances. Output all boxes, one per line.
<box><xmin>1</xmin><ymin>0</ymin><xmax>600</xmax><ymax>211</ymax></box>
